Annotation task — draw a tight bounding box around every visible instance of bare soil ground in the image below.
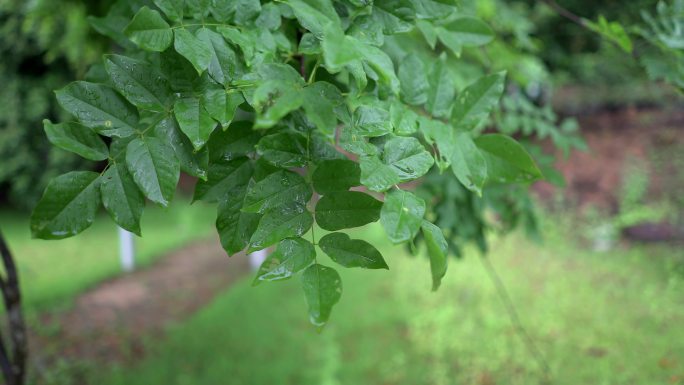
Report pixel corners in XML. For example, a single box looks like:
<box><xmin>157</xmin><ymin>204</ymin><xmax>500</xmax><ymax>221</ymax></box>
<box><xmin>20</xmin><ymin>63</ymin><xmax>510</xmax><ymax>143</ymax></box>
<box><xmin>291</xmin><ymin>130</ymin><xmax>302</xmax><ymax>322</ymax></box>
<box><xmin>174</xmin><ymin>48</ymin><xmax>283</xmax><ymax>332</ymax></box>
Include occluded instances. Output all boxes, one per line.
<box><xmin>29</xmin><ymin>237</ymin><xmax>250</xmax><ymax>372</ymax></box>
<box><xmin>534</xmin><ymin>106</ymin><xmax>684</xmax><ymax>212</ymax></box>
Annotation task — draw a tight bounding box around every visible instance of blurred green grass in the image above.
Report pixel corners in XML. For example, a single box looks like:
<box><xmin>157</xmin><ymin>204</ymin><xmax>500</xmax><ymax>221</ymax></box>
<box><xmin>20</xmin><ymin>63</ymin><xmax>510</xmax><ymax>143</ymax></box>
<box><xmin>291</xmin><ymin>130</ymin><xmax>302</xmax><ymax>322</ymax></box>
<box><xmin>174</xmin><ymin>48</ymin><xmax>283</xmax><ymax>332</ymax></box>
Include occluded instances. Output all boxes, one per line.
<box><xmin>100</xmin><ymin>218</ymin><xmax>684</xmax><ymax>385</ymax></box>
<box><xmin>0</xmin><ymin>199</ymin><xmax>215</xmax><ymax>311</ymax></box>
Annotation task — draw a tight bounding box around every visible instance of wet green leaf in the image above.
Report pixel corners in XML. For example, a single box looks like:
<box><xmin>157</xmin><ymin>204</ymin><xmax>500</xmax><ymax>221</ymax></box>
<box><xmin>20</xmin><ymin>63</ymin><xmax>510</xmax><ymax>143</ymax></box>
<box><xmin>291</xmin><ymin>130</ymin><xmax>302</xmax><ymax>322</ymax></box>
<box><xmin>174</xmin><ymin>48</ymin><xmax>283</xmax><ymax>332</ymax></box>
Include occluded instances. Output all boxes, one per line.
<box><xmin>421</xmin><ymin>220</ymin><xmax>448</xmax><ymax>291</ymax></box>
<box><xmin>475</xmin><ymin>134</ymin><xmax>542</xmax><ymax>184</ymax></box>
<box><xmin>174</xmin><ymin>97</ymin><xmax>217</xmax><ymax>150</ymax></box>
<box><xmin>319</xmin><ymin>232</ymin><xmax>388</xmax><ymax>269</ymax></box>
<box><xmin>30</xmin><ymin>171</ymin><xmax>101</xmax><ymax>239</ymax></box>
<box><xmin>174</xmin><ymin>28</ymin><xmax>213</xmax><ymax>75</ymax></box>
<box><xmin>312</xmin><ymin>159</ymin><xmax>361</xmax><ymax>194</ymax></box>
<box><xmin>315</xmin><ymin>191</ymin><xmax>383</xmax><ymax>231</ymax></box>
<box><xmin>253</xmin><ymin>238</ymin><xmax>315</xmax><ymax>284</ymax></box>
<box><xmin>104</xmin><ymin>54</ymin><xmax>171</xmax><ymax>112</ymax></box>
<box><xmin>101</xmin><ymin>164</ymin><xmax>145</xmax><ymax>235</ymax></box>
<box><xmin>243</xmin><ymin>170</ymin><xmax>312</xmax><ymax>213</ymax></box>
<box><xmin>301</xmin><ymin>264</ymin><xmax>342</xmax><ymax>327</ymax></box>
<box><xmin>380</xmin><ymin>189</ymin><xmax>425</xmax><ymax>244</ymax></box>
<box><xmin>256</xmin><ymin>132</ymin><xmax>309</xmax><ymax>168</ymax></box>
<box><xmin>125</xmin><ymin>137</ymin><xmax>180</xmax><ymax>206</ymax></box>
<box><xmin>452</xmin><ymin>72</ymin><xmax>506</xmax><ymax>130</ymax></box>
<box><xmin>193</xmin><ymin>157</ymin><xmax>253</xmax><ymax>202</ymax></box>
<box><xmin>248</xmin><ymin>202</ymin><xmax>313</xmax><ymax>251</ymax></box>
<box><xmin>43</xmin><ymin>120</ymin><xmax>108</xmax><ymax>161</ymax></box>
<box><xmin>124</xmin><ymin>6</ymin><xmax>173</xmax><ymax>52</ymax></box>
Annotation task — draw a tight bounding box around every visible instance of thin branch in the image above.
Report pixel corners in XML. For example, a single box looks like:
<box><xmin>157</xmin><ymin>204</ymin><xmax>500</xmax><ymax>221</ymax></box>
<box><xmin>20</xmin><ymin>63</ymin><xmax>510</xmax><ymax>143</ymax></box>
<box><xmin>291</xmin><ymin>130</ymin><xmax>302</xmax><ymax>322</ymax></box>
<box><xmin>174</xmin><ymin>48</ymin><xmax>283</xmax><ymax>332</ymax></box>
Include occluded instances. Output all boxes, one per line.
<box><xmin>540</xmin><ymin>0</ymin><xmax>587</xmax><ymax>28</ymax></box>
<box><xmin>479</xmin><ymin>254</ymin><xmax>552</xmax><ymax>384</ymax></box>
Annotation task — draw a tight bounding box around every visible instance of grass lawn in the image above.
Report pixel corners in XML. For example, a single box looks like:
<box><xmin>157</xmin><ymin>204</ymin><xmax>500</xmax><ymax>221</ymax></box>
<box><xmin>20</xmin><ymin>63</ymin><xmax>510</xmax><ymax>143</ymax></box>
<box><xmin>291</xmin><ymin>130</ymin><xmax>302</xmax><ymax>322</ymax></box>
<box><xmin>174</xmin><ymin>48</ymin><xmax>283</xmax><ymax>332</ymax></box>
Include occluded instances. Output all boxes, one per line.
<box><xmin>100</xmin><ymin>217</ymin><xmax>684</xmax><ymax>385</ymax></box>
<box><xmin>0</xmin><ymin>199</ymin><xmax>215</xmax><ymax>311</ymax></box>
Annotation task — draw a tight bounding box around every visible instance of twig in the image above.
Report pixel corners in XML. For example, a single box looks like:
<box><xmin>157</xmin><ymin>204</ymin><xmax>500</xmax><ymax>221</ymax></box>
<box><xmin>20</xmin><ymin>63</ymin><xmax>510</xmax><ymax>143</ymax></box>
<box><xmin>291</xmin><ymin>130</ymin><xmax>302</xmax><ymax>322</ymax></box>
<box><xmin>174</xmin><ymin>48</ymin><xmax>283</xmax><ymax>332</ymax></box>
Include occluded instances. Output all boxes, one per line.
<box><xmin>479</xmin><ymin>254</ymin><xmax>552</xmax><ymax>384</ymax></box>
<box><xmin>540</xmin><ymin>0</ymin><xmax>587</xmax><ymax>28</ymax></box>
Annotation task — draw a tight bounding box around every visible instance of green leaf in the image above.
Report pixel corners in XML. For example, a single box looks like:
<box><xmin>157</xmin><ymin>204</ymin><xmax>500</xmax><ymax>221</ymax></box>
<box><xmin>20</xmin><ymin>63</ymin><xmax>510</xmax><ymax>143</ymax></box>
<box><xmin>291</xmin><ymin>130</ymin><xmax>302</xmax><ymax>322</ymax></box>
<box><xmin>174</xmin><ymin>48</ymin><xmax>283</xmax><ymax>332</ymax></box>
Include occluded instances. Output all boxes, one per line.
<box><xmin>248</xmin><ymin>203</ymin><xmax>313</xmax><ymax>252</ymax></box>
<box><xmin>353</xmin><ymin>106</ymin><xmax>392</xmax><ymax>137</ymax></box>
<box><xmin>357</xmin><ymin>43</ymin><xmax>400</xmax><ymax>94</ymax></box>
<box><xmin>302</xmin><ymin>82</ymin><xmax>343</xmax><ymax>137</ymax></box>
<box><xmin>30</xmin><ymin>171</ymin><xmax>101</xmax><ymax>239</ymax></box>
<box><xmin>451</xmin><ymin>131</ymin><xmax>487</xmax><ymax>195</ymax></box>
<box><xmin>312</xmin><ymin>159</ymin><xmax>361</xmax><ymax>194</ymax></box>
<box><xmin>55</xmin><ymin>81</ymin><xmax>138</xmax><ymax>138</ymax></box>
<box><xmin>373</xmin><ymin>0</ymin><xmax>414</xmax><ymax>34</ymax></box>
<box><xmin>256</xmin><ymin>2</ymin><xmax>281</xmax><ymax>30</ymax></box>
<box><xmin>437</xmin><ymin>17</ymin><xmax>494</xmax><ymax>56</ymax></box>
<box><xmin>319</xmin><ymin>232</ymin><xmax>388</xmax><ymax>269</ymax></box>
<box><xmin>315</xmin><ymin>191</ymin><xmax>383</xmax><ymax>231</ymax></box>
<box><xmin>253</xmin><ymin>238</ymin><xmax>315</xmax><ymax>284</ymax></box>
<box><xmin>202</xmin><ymin>89</ymin><xmax>244</xmax><ymax>129</ymax></box>
<box><xmin>174</xmin><ymin>97</ymin><xmax>217</xmax><ymax>150</ymax></box>
<box><xmin>125</xmin><ymin>137</ymin><xmax>180</xmax><ymax>206</ymax></box>
<box><xmin>426</xmin><ymin>53</ymin><xmax>455</xmax><ymax>119</ymax></box>
<box><xmin>380</xmin><ymin>189</ymin><xmax>425</xmax><ymax>244</ymax></box>
<box><xmin>321</xmin><ymin>24</ymin><xmax>362</xmax><ymax>72</ymax></box>
<box><xmin>104</xmin><ymin>54</ymin><xmax>172</xmax><ymax>112</ymax></box>
<box><xmin>359</xmin><ymin>155</ymin><xmax>400</xmax><ymax>192</ymax></box>
<box><xmin>252</xmin><ymin>81</ymin><xmax>304</xmax><ymax>129</ymax></box>
<box><xmin>398</xmin><ymin>54</ymin><xmax>429</xmax><ymax>106</ymax></box>
<box><xmin>43</xmin><ymin>120</ymin><xmax>108</xmax><ymax>161</ymax></box>
<box><xmin>216</xmin><ymin>183</ymin><xmax>260</xmax><ymax>255</ymax></box>
<box><xmin>124</xmin><ymin>6</ymin><xmax>173</xmax><ymax>52</ymax></box>
<box><xmin>174</xmin><ymin>28</ymin><xmax>213</xmax><ymax>75</ymax></box>
<box><xmin>452</xmin><ymin>72</ymin><xmax>505</xmax><ymax>130</ymax></box>
<box><xmin>101</xmin><ymin>164</ymin><xmax>145</xmax><ymax>235</ymax></box>
<box><xmin>383</xmin><ymin>136</ymin><xmax>434</xmax><ymax>182</ymax></box>
<box><xmin>193</xmin><ymin>157</ymin><xmax>253</xmax><ymax>202</ymax></box>
<box><xmin>208</xmin><ymin>121</ymin><xmax>260</xmax><ymax>161</ymax></box>
<box><xmin>153</xmin><ymin>116</ymin><xmax>209</xmax><ymax>179</ymax></box>
<box><xmin>286</xmin><ymin>0</ymin><xmax>341</xmax><ymax>38</ymax></box>
<box><xmin>421</xmin><ymin>220</ymin><xmax>448</xmax><ymax>291</ymax></box>
<box><xmin>474</xmin><ymin>134</ymin><xmax>542</xmax><ymax>184</ymax></box>
<box><xmin>196</xmin><ymin>28</ymin><xmax>240</xmax><ymax>85</ymax></box>
<box><xmin>256</xmin><ymin>132</ymin><xmax>309</xmax><ymax>168</ymax></box>
<box><xmin>301</xmin><ymin>264</ymin><xmax>342</xmax><ymax>328</ymax></box>
<box><xmin>243</xmin><ymin>170</ymin><xmax>312</xmax><ymax>213</ymax></box>
<box><xmin>154</xmin><ymin>0</ymin><xmax>184</xmax><ymax>22</ymax></box>
<box><xmin>419</xmin><ymin>117</ymin><xmax>453</xmax><ymax>170</ymax></box>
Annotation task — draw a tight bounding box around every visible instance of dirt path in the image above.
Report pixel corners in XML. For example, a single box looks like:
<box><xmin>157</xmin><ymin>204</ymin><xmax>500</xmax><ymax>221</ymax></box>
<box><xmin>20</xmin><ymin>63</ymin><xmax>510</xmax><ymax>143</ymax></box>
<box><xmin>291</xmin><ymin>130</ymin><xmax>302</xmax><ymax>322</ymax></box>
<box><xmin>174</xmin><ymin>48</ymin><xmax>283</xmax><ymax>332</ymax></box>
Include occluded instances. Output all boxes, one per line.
<box><xmin>30</xmin><ymin>237</ymin><xmax>250</xmax><ymax>372</ymax></box>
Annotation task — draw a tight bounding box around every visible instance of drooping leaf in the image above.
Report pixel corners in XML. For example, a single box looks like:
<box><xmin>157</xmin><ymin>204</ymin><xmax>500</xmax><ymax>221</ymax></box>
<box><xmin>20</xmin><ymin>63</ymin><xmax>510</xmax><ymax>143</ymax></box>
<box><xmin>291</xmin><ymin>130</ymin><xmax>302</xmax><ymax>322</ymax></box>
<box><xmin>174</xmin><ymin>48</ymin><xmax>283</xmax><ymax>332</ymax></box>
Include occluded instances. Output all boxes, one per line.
<box><xmin>421</xmin><ymin>220</ymin><xmax>448</xmax><ymax>291</ymax></box>
<box><xmin>193</xmin><ymin>157</ymin><xmax>253</xmax><ymax>202</ymax></box>
<box><xmin>55</xmin><ymin>81</ymin><xmax>139</xmax><ymax>138</ymax></box>
<box><xmin>253</xmin><ymin>238</ymin><xmax>316</xmax><ymax>284</ymax></box>
<box><xmin>256</xmin><ymin>132</ymin><xmax>309</xmax><ymax>168</ymax></box>
<box><xmin>242</xmin><ymin>170</ymin><xmax>312</xmax><ymax>213</ymax></box>
<box><xmin>216</xmin><ymin>182</ymin><xmax>260</xmax><ymax>255</ymax></box>
<box><xmin>101</xmin><ymin>164</ymin><xmax>145</xmax><ymax>235</ymax></box>
<box><xmin>452</xmin><ymin>72</ymin><xmax>506</xmax><ymax>130</ymax></box>
<box><xmin>30</xmin><ymin>172</ymin><xmax>101</xmax><ymax>239</ymax></box>
<box><xmin>124</xmin><ymin>6</ymin><xmax>173</xmax><ymax>52</ymax></box>
<box><xmin>125</xmin><ymin>137</ymin><xmax>180</xmax><ymax>206</ymax></box>
<box><xmin>43</xmin><ymin>120</ymin><xmax>108</xmax><ymax>161</ymax></box>
<box><xmin>301</xmin><ymin>264</ymin><xmax>342</xmax><ymax>328</ymax></box>
<box><xmin>174</xmin><ymin>97</ymin><xmax>217</xmax><ymax>150</ymax></box>
<box><xmin>312</xmin><ymin>159</ymin><xmax>361</xmax><ymax>194</ymax></box>
<box><xmin>248</xmin><ymin>203</ymin><xmax>313</xmax><ymax>251</ymax></box>
<box><xmin>174</xmin><ymin>28</ymin><xmax>213</xmax><ymax>75</ymax></box>
<box><xmin>202</xmin><ymin>89</ymin><xmax>244</xmax><ymax>129</ymax></box>
<box><xmin>380</xmin><ymin>189</ymin><xmax>425</xmax><ymax>244</ymax></box>
<box><xmin>286</xmin><ymin>0</ymin><xmax>341</xmax><ymax>38</ymax></box>
<box><xmin>474</xmin><ymin>134</ymin><xmax>542</xmax><ymax>184</ymax></box>
<box><xmin>319</xmin><ymin>232</ymin><xmax>388</xmax><ymax>269</ymax></box>
<box><xmin>153</xmin><ymin>116</ymin><xmax>209</xmax><ymax>179</ymax></box>
<box><xmin>315</xmin><ymin>191</ymin><xmax>383</xmax><ymax>231</ymax></box>
<box><xmin>104</xmin><ymin>54</ymin><xmax>172</xmax><ymax>111</ymax></box>
<box><xmin>451</xmin><ymin>131</ymin><xmax>487</xmax><ymax>195</ymax></box>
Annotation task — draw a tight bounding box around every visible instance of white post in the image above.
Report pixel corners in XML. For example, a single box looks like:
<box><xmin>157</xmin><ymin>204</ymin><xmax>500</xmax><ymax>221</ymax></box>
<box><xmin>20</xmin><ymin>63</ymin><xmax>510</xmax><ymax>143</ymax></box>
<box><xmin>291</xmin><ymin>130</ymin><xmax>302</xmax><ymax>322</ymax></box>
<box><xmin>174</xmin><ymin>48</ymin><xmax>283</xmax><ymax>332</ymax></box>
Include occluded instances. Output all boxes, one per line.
<box><xmin>248</xmin><ymin>249</ymin><xmax>268</xmax><ymax>271</ymax></box>
<box><xmin>118</xmin><ymin>227</ymin><xmax>135</xmax><ymax>272</ymax></box>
